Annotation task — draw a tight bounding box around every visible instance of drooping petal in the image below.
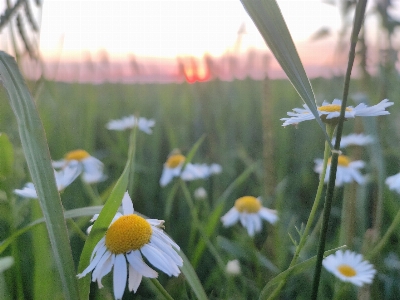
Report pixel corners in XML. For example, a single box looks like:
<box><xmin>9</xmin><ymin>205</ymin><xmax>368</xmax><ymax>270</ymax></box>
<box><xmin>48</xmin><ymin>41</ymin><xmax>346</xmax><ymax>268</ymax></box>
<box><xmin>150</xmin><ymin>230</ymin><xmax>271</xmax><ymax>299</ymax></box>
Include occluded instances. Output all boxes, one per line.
<box><xmin>128</xmin><ymin>264</ymin><xmax>143</xmax><ymax>293</ymax></box>
<box><xmin>113</xmin><ymin>254</ymin><xmax>127</xmax><ymax>300</ymax></box>
<box><xmin>125</xmin><ymin>250</ymin><xmax>158</xmax><ymax>278</ymax></box>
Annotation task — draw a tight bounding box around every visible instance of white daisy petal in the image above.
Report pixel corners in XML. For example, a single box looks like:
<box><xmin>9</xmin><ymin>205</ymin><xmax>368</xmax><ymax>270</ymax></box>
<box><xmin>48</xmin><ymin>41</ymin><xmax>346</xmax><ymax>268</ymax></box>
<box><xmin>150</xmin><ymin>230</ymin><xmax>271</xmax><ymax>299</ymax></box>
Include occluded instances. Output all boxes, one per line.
<box><xmin>94</xmin><ymin>253</ymin><xmax>114</xmax><ymax>288</ymax></box>
<box><xmin>122</xmin><ymin>192</ymin><xmax>134</xmax><ymax>215</ymax></box>
<box><xmin>128</xmin><ymin>264</ymin><xmax>143</xmax><ymax>293</ymax></box>
<box><xmin>78</xmin><ymin>241</ymin><xmax>108</xmax><ymax>278</ymax></box>
<box><xmin>221</xmin><ymin>207</ymin><xmax>240</xmax><ymax>227</ymax></box>
<box><xmin>113</xmin><ymin>254</ymin><xmax>127</xmax><ymax>300</ymax></box>
<box><xmin>125</xmin><ymin>251</ymin><xmax>158</xmax><ymax>278</ymax></box>
<box><xmin>386</xmin><ymin>173</ymin><xmax>400</xmax><ymax>194</ymax></box>
<box><xmin>141</xmin><ymin>244</ymin><xmax>180</xmax><ymax>276</ymax></box>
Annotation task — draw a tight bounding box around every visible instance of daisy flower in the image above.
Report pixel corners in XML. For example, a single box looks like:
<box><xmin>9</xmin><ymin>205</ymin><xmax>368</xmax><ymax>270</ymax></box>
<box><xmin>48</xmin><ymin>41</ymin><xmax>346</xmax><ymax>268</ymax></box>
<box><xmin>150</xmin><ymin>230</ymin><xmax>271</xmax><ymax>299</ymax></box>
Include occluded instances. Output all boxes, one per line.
<box><xmin>14</xmin><ymin>160</ymin><xmax>81</xmax><ymax>198</ymax></box>
<box><xmin>323</xmin><ymin>250</ymin><xmax>376</xmax><ymax>287</ymax></box>
<box><xmin>159</xmin><ymin>152</ymin><xmax>222</xmax><ymax>187</ymax></box>
<box><xmin>332</xmin><ymin>133</ymin><xmax>374</xmax><ymax>148</ymax></box>
<box><xmin>221</xmin><ymin>196</ymin><xmax>278</xmax><ymax>237</ymax></box>
<box><xmin>281</xmin><ymin>98</ymin><xmax>393</xmax><ymax>126</ymax></box>
<box><xmin>385</xmin><ymin>172</ymin><xmax>400</xmax><ymax>194</ymax></box>
<box><xmin>78</xmin><ymin>192</ymin><xmax>183</xmax><ymax>299</ymax></box>
<box><xmin>53</xmin><ymin>149</ymin><xmax>105</xmax><ymax>184</ymax></box>
<box><xmin>106</xmin><ymin>115</ymin><xmax>155</xmax><ymax>134</ymax></box>
<box><xmin>314</xmin><ymin>155</ymin><xmax>365</xmax><ymax>186</ymax></box>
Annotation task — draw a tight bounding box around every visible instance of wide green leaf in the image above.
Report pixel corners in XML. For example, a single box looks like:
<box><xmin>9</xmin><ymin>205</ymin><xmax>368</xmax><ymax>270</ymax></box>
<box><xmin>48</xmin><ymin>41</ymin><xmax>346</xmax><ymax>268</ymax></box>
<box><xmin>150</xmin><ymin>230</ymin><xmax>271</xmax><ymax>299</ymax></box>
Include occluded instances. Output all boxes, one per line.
<box><xmin>0</xmin><ymin>51</ymin><xmax>80</xmax><ymax>299</ymax></box>
<box><xmin>240</xmin><ymin>0</ymin><xmax>331</xmax><ymax>144</ymax></box>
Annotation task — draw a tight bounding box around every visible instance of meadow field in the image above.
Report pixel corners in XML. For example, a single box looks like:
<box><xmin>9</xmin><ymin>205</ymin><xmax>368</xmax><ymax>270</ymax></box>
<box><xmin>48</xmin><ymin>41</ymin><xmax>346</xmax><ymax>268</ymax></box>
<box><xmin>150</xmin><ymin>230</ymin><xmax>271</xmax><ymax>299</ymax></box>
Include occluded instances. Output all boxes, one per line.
<box><xmin>1</xmin><ymin>72</ymin><xmax>400</xmax><ymax>299</ymax></box>
<box><xmin>2</xmin><ymin>0</ymin><xmax>400</xmax><ymax>299</ymax></box>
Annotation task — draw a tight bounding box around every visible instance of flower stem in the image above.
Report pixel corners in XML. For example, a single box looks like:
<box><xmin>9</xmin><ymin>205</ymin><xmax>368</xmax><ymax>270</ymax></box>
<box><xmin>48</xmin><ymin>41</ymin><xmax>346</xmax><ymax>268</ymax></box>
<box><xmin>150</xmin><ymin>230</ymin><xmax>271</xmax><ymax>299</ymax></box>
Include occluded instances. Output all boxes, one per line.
<box><xmin>311</xmin><ymin>2</ymin><xmax>367</xmax><ymax>298</ymax></box>
<box><xmin>366</xmin><ymin>207</ymin><xmax>400</xmax><ymax>261</ymax></box>
<box><xmin>149</xmin><ymin>278</ymin><xmax>174</xmax><ymax>300</ymax></box>
<box><xmin>265</xmin><ymin>125</ymin><xmax>335</xmax><ymax>300</ymax></box>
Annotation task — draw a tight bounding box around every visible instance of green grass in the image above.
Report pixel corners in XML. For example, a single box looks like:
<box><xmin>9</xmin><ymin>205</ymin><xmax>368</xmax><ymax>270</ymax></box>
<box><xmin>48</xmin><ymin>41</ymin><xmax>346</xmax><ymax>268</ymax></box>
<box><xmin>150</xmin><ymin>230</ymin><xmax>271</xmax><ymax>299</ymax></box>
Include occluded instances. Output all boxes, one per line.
<box><xmin>1</xmin><ymin>75</ymin><xmax>400</xmax><ymax>299</ymax></box>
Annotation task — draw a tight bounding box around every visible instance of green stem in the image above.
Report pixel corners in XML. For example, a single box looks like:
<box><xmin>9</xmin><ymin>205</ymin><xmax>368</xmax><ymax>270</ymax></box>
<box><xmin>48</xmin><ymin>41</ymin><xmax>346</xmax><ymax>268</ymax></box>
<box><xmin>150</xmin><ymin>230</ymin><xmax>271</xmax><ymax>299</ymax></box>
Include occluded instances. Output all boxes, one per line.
<box><xmin>149</xmin><ymin>278</ymin><xmax>174</xmax><ymax>300</ymax></box>
<box><xmin>265</xmin><ymin>125</ymin><xmax>335</xmax><ymax>300</ymax></box>
<box><xmin>311</xmin><ymin>2</ymin><xmax>367</xmax><ymax>298</ymax></box>
<box><xmin>179</xmin><ymin>180</ymin><xmax>226</xmax><ymax>270</ymax></box>
<box><xmin>366</xmin><ymin>208</ymin><xmax>400</xmax><ymax>260</ymax></box>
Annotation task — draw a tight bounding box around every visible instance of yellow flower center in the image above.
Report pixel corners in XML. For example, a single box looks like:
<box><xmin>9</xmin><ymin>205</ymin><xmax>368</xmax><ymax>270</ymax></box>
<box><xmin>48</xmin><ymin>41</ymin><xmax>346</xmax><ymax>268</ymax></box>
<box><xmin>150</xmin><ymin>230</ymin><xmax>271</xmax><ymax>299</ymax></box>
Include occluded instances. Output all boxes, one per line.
<box><xmin>105</xmin><ymin>215</ymin><xmax>152</xmax><ymax>254</ymax></box>
<box><xmin>337</xmin><ymin>264</ymin><xmax>357</xmax><ymax>277</ymax></box>
<box><xmin>165</xmin><ymin>154</ymin><xmax>186</xmax><ymax>168</ymax></box>
<box><xmin>328</xmin><ymin>155</ymin><xmax>350</xmax><ymax>167</ymax></box>
<box><xmin>234</xmin><ymin>196</ymin><xmax>261</xmax><ymax>213</ymax></box>
<box><xmin>318</xmin><ymin>105</ymin><xmax>352</xmax><ymax>113</ymax></box>
<box><xmin>65</xmin><ymin>149</ymin><xmax>90</xmax><ymax>161</ymax></box>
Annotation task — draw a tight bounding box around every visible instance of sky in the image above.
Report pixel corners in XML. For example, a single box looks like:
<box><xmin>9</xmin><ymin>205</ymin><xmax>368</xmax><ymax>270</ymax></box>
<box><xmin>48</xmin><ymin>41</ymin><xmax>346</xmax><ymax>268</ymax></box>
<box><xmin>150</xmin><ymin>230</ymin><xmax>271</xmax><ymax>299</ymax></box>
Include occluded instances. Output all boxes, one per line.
<box><xmin>36</xmin><ymin>0</ymin><xmax>342</xmax><ymax>60</ymax></box>
<box><xmin>0</xmin><ymin>0</ymin><xmax>390</xmax><ymax>81</ymax></box>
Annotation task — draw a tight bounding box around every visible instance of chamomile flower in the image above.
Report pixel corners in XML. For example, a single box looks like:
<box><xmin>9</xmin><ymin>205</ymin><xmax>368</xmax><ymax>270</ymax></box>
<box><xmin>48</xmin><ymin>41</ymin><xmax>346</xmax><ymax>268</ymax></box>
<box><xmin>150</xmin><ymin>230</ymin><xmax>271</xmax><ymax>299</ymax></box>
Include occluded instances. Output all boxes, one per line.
<box><xmin>323</xmin><ymin>250</ymin><xmax>376</xmax><ymax>287</ymax></box>
<box><xmin>53</xmin><ymin>149</ymin><xmax>105</xmax><ymax>184</ymax></box>
<box><xmin>159</xmin><ymin>152</ymin><xmax>222</xmax><ymax>187</ymax></box>
<box><xmin>221</xmin><ymin>196</ymin><xmax>278</xmax><ymax>237</ymax></box>
<box><xmin>106</xmin><ymin>115</ymin><xmax>155</xmax><ymax>134</ymax></box>
<box><xmin>77</xmin><ymin>192</ymin><xmax>183</xmax><ymax>299</ymax></box>
<box><xmin>314</xmin><ymin>155</ymin><xmax>365</xmax><ymax>186</ymax></box>
<box><xmin>14</xmin><ymin>160</ymin><xmax>81</xmax><ymax>198</ymax></box>
<box><xmin>281</xmin><ymin>98</ymin><xmax>393</xmax><ymax>126</ymax></box>
<box><xmin>332</xmin><ymin>133</ymin><xmax>374</xmax><ymax>148</ymax></box>
<box><xmin>385</xmin><ymin>172</ymin><xmax>400</xmax><ymax>194</ymax></box>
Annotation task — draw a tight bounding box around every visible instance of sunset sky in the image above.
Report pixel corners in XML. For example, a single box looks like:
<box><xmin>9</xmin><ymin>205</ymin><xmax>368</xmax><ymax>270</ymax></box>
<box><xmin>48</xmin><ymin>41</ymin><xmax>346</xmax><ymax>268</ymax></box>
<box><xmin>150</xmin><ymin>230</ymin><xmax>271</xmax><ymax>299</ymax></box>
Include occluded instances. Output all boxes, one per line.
<box><xmin>0</xmin><ymin>0</ymin><xmax>390</xmax><ymax>81</ymax></box>
<box><xmin>36</xmin><ymin>0</ymin><xmax>343</xmax><ymax>60</ymax></box>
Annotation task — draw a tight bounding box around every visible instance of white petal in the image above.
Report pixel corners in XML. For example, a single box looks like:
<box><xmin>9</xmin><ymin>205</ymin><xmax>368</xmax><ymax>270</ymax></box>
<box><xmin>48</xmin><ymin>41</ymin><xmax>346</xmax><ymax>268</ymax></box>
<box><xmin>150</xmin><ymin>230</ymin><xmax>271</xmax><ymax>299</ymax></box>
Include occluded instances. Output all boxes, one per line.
<box><xmin>78</xmin><ymin>241</ymin><xmax>108</xmax><ymax>278</ymax></box>
<box><xmin>113</xmin><ymin>254</ymin><xmax>127</xmax><ymax>300</ymax></box>
<box><xmin>82</xmin><ymin>156</ymin><xmax>105</xmax><ymax>184</ymax></box>
<box><xmin>149</xmin><ymin>236</ymin><xmax>183</xmax><ymax>267</ymax></box>
<box><xmin>221</xmin><ymin>207</ymin><xmax>240</xmax><ymax>227</ymax></box>
<box><xmin>128</xmin><ymin>264</ymin><xmax>143</xmax><ymax>293</ymax></box>
<box><xmin>122</xmin><ymin>191</ymin><xmax>134</xmax><ymax>215</ymax></box>
<box><xmin>259</xmin><ymin>208</ymin><xmax>279</xmax><ymax>224</ymax></box>
<box><xmin>160</xmin><ymin>168</ymin><xmax>175</xmax><ymax>186</ymax></box>
<box><xmin>125</xmin><ymin>250</ymin><xmax>158</xmax><ymax>278</ymax></box>
<box><xmin>96</xmin><ymin>254</ymin><xmax>115</xmax><ymax>288</ymax></box>
<box><xmin>141</xmin><ymin>244</ymin><xmax>180</xmax><ymax>276</ymax></box>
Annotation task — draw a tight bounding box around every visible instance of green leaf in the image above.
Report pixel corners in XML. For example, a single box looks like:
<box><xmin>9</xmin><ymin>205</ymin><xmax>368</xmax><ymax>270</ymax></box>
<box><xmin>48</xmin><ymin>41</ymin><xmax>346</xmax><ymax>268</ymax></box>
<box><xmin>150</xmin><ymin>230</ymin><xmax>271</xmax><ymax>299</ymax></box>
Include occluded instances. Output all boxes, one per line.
<box><xmin>240</xmin><ymin>0</ymin><xmax>331</xmax><ymax>145</ymax></box>
<box><xmin>77</xmin><ymin>128</ymin><xmax>137</xmax><ymax>298</ymax></box>
<box><xmin>179</xmin><ymin>250</ymin><xmax>208</xmax><ymax>300</ymax></box>
<box><xmin>0</xmin><ymin>256</ymin><xmax>14</xmax><ymax>274</ymax></box>
<box><xmin>0</xmin><ymin>51</ymin><xmax>80</xmax><ymax>299</ymax></box>
<box><xmin>0</xmin><ymin>133</ymin><xmax>13</xmax><ymax>179</ymax></box>
<box><xmin>0</xmin><ymin>206</ymin><xmax>105</xmax><ymax>255</ymax></box>
<box><xmin>259</xmin><ymin>245</ymin><xmax>346</xmax><ymax>299</ymax></box>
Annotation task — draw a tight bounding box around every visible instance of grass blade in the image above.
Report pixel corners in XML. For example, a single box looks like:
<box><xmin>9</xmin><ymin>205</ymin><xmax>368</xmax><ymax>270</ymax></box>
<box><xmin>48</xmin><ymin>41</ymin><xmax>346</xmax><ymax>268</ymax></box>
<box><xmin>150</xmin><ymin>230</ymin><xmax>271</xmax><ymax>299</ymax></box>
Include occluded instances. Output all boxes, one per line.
<box><xmin>0</xmin><ymin>51</ymin><xmax>80</xmax><ymax>299</ymax></box>
<box><xmin>240</xmin><ymin>0</ymin><xmax>330</xmax><ymax>144</ymax></box>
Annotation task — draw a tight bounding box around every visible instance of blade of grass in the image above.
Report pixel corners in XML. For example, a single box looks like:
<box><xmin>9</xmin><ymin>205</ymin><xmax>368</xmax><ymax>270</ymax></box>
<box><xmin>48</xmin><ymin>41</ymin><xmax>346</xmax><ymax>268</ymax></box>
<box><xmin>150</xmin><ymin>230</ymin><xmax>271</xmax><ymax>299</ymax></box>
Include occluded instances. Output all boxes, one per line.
<box><xmin>240</xmin><ymin>0</ymin><xmax>331</xmax><ymax>145</ymax></box>
<box><xmin>0</xmin><ymin>51</ymin><xmax>80</xmax><ymax>299</ymax></box>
